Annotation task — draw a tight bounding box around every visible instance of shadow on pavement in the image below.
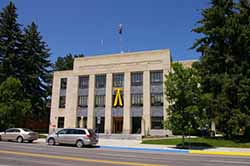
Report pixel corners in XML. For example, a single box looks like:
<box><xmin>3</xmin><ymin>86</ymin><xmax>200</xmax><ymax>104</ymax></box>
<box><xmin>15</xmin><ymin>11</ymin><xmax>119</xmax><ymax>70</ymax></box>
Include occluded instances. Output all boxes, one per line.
<box><xmin>175</xmin><ymin>142</ymin><xmax>214</xmax><ymax>150</ymax></box>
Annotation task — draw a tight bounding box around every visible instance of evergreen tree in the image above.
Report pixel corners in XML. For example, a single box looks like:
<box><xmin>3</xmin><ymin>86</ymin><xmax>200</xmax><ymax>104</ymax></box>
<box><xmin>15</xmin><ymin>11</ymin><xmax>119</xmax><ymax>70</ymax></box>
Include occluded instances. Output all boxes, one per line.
<box><xmin>53</xmin><ymin>53</ymin><xmax>84</xmax><ymax>71</ymax></box>
<box><xmin>192</xmin><ymin>0</ymin><xmax>250</xmax><ymax>137</ymax></box>
<box><xmin>0</xmin><ymin>2</ymin><xmax>23</xmax><ymax>83</ymax></box>
<box><xmin>22</xmin><ymin>22</ymin><xmax>51</xmax><ymax>118</ymax></box>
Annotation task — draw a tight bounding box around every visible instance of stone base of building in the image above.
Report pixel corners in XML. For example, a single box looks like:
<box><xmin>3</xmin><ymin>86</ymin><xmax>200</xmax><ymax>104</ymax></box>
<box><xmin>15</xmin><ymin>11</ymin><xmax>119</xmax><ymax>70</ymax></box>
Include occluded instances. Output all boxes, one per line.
<box><xmin>149</xmin><ymin>129</ymin><xmax>172</xmax><ymax>137</ymax></box>
<box><xmin>98</xmin><ymin>133</ymin><xmax>142</xmax><ymax>140</ymax></box>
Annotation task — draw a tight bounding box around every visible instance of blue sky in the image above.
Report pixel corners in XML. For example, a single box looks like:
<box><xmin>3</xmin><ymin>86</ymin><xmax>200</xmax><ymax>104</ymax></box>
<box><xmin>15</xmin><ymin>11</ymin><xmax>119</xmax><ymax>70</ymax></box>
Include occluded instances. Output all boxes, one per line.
<box><xmin>0</xmin><ymin>0</ymin><xmax>209</xmax><ymax>62</ymax></box>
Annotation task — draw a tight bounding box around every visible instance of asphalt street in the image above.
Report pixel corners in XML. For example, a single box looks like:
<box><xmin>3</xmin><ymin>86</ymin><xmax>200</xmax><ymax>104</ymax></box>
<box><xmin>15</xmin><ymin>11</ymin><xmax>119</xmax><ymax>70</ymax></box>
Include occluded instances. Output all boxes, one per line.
<box><xmin>0</xmin><ymin>141</ymin><xmax>249</xmax><ymax>166</ymax></box>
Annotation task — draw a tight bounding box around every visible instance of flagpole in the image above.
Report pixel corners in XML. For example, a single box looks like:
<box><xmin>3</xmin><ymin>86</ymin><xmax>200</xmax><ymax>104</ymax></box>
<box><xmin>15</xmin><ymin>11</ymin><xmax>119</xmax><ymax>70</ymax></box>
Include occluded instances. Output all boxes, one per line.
<box><xmin>118</xmin><ymin>24</ymin><xmax>123</xmax><ymax>53</ymax></box>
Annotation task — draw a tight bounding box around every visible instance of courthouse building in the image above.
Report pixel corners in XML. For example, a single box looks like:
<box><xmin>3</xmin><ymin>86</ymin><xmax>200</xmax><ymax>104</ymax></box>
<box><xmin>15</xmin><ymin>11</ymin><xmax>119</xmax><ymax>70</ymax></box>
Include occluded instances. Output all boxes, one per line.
<box><xmin>50</xmin><ymin>49</ymin><xmax>192</xmax><ymax>136</ymax></box>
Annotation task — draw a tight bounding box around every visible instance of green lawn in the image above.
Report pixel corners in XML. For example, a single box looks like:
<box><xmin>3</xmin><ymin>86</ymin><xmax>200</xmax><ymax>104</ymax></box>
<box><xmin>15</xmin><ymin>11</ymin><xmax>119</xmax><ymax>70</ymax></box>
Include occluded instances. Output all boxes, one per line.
<box><xmin>142</xmin><ymin>137</ymin><xmax>250</xmax><ymax>148</ymax></box>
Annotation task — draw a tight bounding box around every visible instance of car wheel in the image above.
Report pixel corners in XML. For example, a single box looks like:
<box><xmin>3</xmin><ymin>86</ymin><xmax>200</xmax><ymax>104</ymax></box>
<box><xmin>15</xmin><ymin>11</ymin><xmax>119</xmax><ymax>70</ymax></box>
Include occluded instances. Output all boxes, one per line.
<box><xmin>17</xmin><ymin>136</ymin><xmax>23</xmax><ymax>143</ymax></box>
<box><xmin>28</xmin><ymin>140</ymin><xmax>33</xmax><ymax>143</ymax></box>
<box><xmin>76</xmin><ymin>140</ymin><xmax>84</xmax><ymax>148</ymax></box>
<box><xmin>48</xmin><ymin>138</ymin><xmax>55</xmax><ymax>146</ymax></box>
<box><xmin>0</xmin><ymin>136</ymin><xmax>1</xmax><ymax>141</ymax></box>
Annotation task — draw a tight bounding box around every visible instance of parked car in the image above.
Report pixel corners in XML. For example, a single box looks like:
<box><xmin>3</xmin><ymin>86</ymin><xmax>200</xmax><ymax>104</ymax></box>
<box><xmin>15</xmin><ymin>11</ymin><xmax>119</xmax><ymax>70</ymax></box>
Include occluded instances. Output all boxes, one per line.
<box><xmin>0</xmin><ymin>128</ymin><xmax>38</xmax><ymax>143</ymax></box>
<box><xmin>46</xmin><ymin>128</ymin><xmax>98</xmax><ymax>148</ymax></box>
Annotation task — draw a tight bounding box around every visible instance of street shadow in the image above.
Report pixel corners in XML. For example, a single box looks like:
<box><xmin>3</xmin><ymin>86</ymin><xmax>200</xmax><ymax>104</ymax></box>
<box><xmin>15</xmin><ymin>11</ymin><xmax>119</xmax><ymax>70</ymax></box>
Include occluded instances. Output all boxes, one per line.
<box><xmin>175</xmin><ymin>142</ymin><xmax>214</xmax><ymax>150</ymax></box>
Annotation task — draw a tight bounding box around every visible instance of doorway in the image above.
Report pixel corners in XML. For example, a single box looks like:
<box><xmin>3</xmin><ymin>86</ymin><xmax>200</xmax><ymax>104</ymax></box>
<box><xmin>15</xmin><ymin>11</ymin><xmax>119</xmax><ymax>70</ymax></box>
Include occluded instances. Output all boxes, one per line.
<box><xmin>95</xmin><ymin>117</ymin><xmax>104</xmax><ymax>133</ymax></box>
<box><xmin>112</xmin><ymin>117</ymin><xmax>123</xmax><ymax>133</ymax></box>
<box><xmin>132</xmin><ymin>117</ymin><xmax>141</xmax><ymax>134</ymax></box>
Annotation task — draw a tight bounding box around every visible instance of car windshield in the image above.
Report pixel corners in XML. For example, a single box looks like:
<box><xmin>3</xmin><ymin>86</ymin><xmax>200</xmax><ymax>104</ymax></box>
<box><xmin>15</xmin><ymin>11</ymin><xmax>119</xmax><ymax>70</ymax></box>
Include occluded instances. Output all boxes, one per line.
<box><xmin>22</xmin><ymin>128</ymin><xmax>32</xmax><ymax>132</ymax></box>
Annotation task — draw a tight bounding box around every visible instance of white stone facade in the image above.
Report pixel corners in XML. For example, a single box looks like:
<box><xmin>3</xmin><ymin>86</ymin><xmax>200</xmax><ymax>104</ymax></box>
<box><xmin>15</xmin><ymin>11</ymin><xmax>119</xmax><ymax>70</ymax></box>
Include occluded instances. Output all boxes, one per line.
<box><xmin>50</xmin><ymin>49</ymin><xmax>176</xmax><ymax>136</ymax></box>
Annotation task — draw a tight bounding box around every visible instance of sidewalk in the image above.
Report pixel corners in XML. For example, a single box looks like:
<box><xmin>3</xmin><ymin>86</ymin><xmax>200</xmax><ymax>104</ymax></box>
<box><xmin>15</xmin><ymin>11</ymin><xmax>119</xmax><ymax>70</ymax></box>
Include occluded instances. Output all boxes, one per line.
<box><xmin>37</xmin><ymin>138</ymin><xmax>250</xmax><ymax>156</ymax></box>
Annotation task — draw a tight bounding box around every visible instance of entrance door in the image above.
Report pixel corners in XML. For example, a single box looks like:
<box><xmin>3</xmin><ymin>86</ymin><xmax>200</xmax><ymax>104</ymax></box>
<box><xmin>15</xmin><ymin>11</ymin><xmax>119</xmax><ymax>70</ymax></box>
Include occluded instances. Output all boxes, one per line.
<box><xmin>132</xmin><ymin>117</ymin><xmax>142</xmax><ymax>134</ymax></box>
<box><xmin>112</xmin><ymin>117</ymin><xmax>123</xmax><ymax>133</ymax></box>
<box><xmin>95</xmin><ymin>117</ymin><xmax>104</xmax><ymax>133</ymax></box>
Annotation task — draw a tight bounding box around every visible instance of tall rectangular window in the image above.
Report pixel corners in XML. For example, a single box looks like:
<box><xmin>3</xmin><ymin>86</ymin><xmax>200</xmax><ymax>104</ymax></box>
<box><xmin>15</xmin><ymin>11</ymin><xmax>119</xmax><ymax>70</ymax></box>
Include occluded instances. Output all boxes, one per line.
<box><xmin>78</xmin><ymin>96</ymin><xmax>88</xmax><ymax>107</ymax></box>
<box><xmin>95</xmin><ymin>75</ymin><xmax>106</xmax><ymax>88</ymax></box>
<box><xmin>95</xmin><ymin>95</ymin><xmax>105</xmax><ymax>107</ymax></box>
<box><xmin>79</xmin><ymin>76</ymin><xmax>89</xmax><ymax>89</ymax></box>
<box><xmin>59</xmin><ymin>96</ymin><xmax>66</xmax><ymax>108</ymax></box>
<box><xmin>151</xmin><ymin>117</ymin><xmax>163</xmax><ymax>129</ymax></box>
<box><xmin>57</xmin><ymin>117</ymin><xmax>64</xmax><ymax>128</ymax></box>
<box><xmin>131</xmin><ymin>72</ymin><xmax>143</xmax><ymax>86</ymax></box>
<box><xmin>151</xmin><ymin>93</ymin><xmax>163</xmax><ymax>106</ymax></box>
<box><xmin>150</xmin><ymin>71</ymin><xmax>163</xmax><ymax>85</ymax></box>
<box><xmin>60</xmin><ymin>78</ymin><xmax>67</xmax><ymax>89</ymax></box>
<box><xmin>113</xmin><ymin>73</ymin><xmax>124</xmax><ymax>87</ymax></box>
<box><xmin>131</xmin><ymin>94</ymin><xmax>143</xmax><ymax>106</ymax></box>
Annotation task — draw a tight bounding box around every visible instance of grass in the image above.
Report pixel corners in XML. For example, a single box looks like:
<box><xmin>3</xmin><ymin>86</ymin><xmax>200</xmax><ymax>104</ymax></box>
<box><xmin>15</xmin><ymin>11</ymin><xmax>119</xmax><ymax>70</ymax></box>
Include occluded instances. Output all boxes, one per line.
<box><xmin>38</xmin><ymin>134</ymin><xmax>47</xmax><ymax>139</ymax></box>
<box><xmin>142</xmin><ymin>137</ymin><xmax>250</xmax><ymax>148</ymax></box>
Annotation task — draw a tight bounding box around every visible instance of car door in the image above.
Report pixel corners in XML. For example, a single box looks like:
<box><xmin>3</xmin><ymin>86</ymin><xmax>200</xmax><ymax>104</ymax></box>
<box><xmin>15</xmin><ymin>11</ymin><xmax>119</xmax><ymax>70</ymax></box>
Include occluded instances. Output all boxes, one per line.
<box><xmin>11</xmin><ymin>129</ymin><xmax>21</xmax><ymax>141</ymax></box>
<box><xmin>2</xmin><ymin>129</ymin><xmax>14</xmax><ymax>140</ymax></box>
<box><xmin>56</xmin><ymin>129</ymin><xmax>67</xmax><ymax>144</ymax></box>
<box><xmin>63</xmin><ymin>129</ymin><xmax>75</xmax><ymax>144</ymax></box>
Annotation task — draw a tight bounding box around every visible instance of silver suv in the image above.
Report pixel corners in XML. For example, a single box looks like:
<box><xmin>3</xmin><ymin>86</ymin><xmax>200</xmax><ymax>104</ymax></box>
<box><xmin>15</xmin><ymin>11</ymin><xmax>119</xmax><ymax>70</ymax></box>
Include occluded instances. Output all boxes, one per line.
<box><xmin>46</xmin><ymin>128</ymin><xmax>98</xmax><ymax>148</ymax></box>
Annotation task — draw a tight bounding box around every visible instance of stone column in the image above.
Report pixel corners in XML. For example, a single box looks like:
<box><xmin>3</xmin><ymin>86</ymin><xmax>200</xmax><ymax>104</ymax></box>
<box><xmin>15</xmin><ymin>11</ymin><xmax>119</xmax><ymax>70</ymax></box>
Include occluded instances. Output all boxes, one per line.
<box><xmin>65</xmin><ymin>76</ymin><xmax>79</xmax><ymax>128</ymax></box>
<box><xmin>142</xmin><ymin>70</ymin><xmax>151</xmax><ymax>136</ymax></box>
<box><xmin>123</xmin><ymin>72</ymin><xmax>131</xmax><ymax>134</ymax></box>
<box><xmin>105</xmin><ymin>73</ymin><xmax>112</xmax><ymax>134</ymax></box>
<box><xmin>87</xmin><ymin>74</ymin><xmax>95</xmax><ymax>129</ymax></box>
<box><xmin>49</xmin><ymin>75</ymin><xmax>60</xmax><ymax>133</ymax></box>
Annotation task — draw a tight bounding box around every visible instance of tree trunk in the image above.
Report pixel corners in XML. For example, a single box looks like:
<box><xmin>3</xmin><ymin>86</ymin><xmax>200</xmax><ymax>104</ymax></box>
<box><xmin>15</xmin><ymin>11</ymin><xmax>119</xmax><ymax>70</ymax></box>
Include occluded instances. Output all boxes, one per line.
<box><xmin>182</xmin><ymin>132</ymin><xmax>185</xmax><ymax>148</ymax></box>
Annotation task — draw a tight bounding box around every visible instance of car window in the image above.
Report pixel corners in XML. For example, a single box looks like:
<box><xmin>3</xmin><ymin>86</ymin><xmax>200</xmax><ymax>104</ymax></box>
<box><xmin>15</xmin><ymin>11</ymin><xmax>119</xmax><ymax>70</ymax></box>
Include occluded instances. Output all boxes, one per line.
<box><xmin>65</xmin><ymin>129</ymin><xmax>75</xmax><ymax>134</ymax></box>
<box><xmin>88</xmin><ymin>129</ymin><xmax>95</xmax><ymax>136</ymax></box>
<box><xmin>13</xmin><ymin>129</ymin><xmax>20</xmax><ymax>132</ymax></box>
<box><xmin>57</xmin><ymin>129</ymin><xmax>67</xmax><ymax>135</ymax></box>
<box><xmin>74</xmin><ymin>129</ymin><xmax>86</xmax><ymax>135</ymax></box>
<box><xmin>22</xmin><ymin>128</ymin><xmax>32</xmax><ymax>132</ymax></box>
<box><xmin>5</xmin><ymin>129</ymin><xmax>14</xmax><ymax>132</ymax></box>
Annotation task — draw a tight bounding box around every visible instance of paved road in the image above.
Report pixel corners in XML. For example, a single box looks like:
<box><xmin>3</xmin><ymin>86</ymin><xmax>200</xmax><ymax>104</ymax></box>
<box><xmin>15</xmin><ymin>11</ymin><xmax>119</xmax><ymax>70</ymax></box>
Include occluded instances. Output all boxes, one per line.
<box><xmin>0</xmin><ymin>141</ymin><xmax>249</xmax><ymax>166</ymax></box>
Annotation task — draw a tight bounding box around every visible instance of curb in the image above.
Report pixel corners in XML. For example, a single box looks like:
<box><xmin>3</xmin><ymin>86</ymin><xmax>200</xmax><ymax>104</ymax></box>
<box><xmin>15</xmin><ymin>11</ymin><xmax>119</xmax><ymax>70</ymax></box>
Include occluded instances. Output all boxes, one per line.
<box><xmin>190</xmin><ymin>150</ymin><xmax>250</xmax><ymax>157</ymax></box>
<box><xmin>98</xmin><ymin>146</ymin><xmax>250</xmax><ymax>156</ymax></box>
<box><xmin>37</xmin><ymin>139</ymin><xmax>250</xmax><ymax>156</ymax></box>
<box><xmin>98</xmin><ymin>146</ymin><xmax>189</xmax><ymax>154</ymax></box>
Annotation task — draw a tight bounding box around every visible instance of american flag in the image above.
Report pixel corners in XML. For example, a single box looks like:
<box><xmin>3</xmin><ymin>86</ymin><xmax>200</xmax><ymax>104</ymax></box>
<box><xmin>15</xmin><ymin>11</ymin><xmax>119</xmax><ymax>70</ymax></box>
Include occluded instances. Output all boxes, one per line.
<box><xmin>118</xmin><ymin>24</ymin><xmax>123</xmax><ymax>34</ymax></box>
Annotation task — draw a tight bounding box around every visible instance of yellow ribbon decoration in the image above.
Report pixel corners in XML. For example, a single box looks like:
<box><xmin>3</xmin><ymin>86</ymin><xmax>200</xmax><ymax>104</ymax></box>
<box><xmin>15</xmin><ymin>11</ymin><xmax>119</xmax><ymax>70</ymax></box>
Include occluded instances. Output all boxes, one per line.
<box><xmin>113</xmin><ymin>88</ymin><xmax>123</xmax><ymax>107</ymax></box>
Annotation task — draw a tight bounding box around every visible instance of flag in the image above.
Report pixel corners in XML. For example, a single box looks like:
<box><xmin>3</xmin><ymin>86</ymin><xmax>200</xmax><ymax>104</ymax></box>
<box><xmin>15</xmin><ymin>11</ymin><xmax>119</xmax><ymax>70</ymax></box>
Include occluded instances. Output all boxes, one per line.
<box><xmin>118</xmin><ymin>24</ymin><xmax>123</xmax><ymax>34</ymax></box>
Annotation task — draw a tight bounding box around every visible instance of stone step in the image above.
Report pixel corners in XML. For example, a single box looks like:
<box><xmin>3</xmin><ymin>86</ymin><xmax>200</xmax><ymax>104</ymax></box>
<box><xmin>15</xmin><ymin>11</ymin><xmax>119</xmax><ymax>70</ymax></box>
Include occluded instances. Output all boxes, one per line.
<box><xmin>97</xmin><ymin>134</ymin><xmax>142</xmax><ymax>140</ymax></box>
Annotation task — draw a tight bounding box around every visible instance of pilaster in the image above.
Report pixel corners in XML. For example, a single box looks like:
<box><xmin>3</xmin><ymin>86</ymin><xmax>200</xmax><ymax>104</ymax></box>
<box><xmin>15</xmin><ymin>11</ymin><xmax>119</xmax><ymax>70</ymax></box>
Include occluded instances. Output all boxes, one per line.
<box><xmin>105</xmin><ymin>73</ymin><xmax>112</xmax><ymax>134</ymax></box>
<box><xmin>87</xmin><ymin>74</ymin><xmax>95</xmax><ymax>129</ymax></box>
<box><xmin>142</xmin><ymin>70</ymin><xmax>151</xmax><ymax>136</ymax></box>
<box><xmin>123</xmin><ymin>72</ymin><xmax>131</xmax><ymax>134</ymax></box>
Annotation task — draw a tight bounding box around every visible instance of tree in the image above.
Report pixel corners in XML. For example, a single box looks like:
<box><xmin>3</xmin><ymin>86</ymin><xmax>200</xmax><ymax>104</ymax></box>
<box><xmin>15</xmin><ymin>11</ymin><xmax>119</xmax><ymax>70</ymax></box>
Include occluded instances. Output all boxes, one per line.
<box><xmin>0</xmin><ymin>2</ymin><xmax>23</xmax><ymax>83</ymax></box>
<box><xmin>0</xmin><ymin>77</ymin><xmax>31</xmax><ymax>130</ymax></box>
<box><xmin>53</xmin><ymin>53</ymin><xmax>84</xmax><ymax>71</ymax></box>
<box><xmin>22</xmin><ymin>22</ymin><xmax>51</xmax><ymax>118</ymax></box>
<box><xmin>192</xmin><ymin>0</ymin><xmax>250</xmax><ymax>137</ymax></box>
<box><xmin>164</xmin><ymin>63</ymin><xmax>206</xmax><ymax>147</ymax></box>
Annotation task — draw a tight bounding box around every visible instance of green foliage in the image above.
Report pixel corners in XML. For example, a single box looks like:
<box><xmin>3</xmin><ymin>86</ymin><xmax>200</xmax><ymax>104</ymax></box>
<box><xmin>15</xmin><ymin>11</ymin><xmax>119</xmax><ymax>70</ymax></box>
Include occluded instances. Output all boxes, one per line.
<box><xmin>0</xmin><ymin>2</ymin><xmax>51</xmax><ymax>127</ymax></box>
<box><xmin>0</xmin><ymin>77</ymin><xmax>31</xmax><ymax>129</ymax></box>
<box><xmin>142</xmin><ymin>137</ymin><xmax>250</xmax><ymax>148</ymax></box>
<box><xmin>0</xmin><ymin>2</ymin><xmax>23</xmax><ymax>83</ymax></box>
<box><xmin>53</xmin><ymin>53</ymin><xmax>84</xmax><ymax>71</ymax></box>
<box><xmin>22</xmin><ymin>22</ymin><xmax>51</xmax><ymax>118</ymax></box>
<box><xmin>192</xmin><ymin>0</ymin><xmax>250</xmax><ymax>137</ymax></box>
<box><xmin>164</xmin><ymin>63</ymin><xmax>207</xmax><ymax>145</ymax></box>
